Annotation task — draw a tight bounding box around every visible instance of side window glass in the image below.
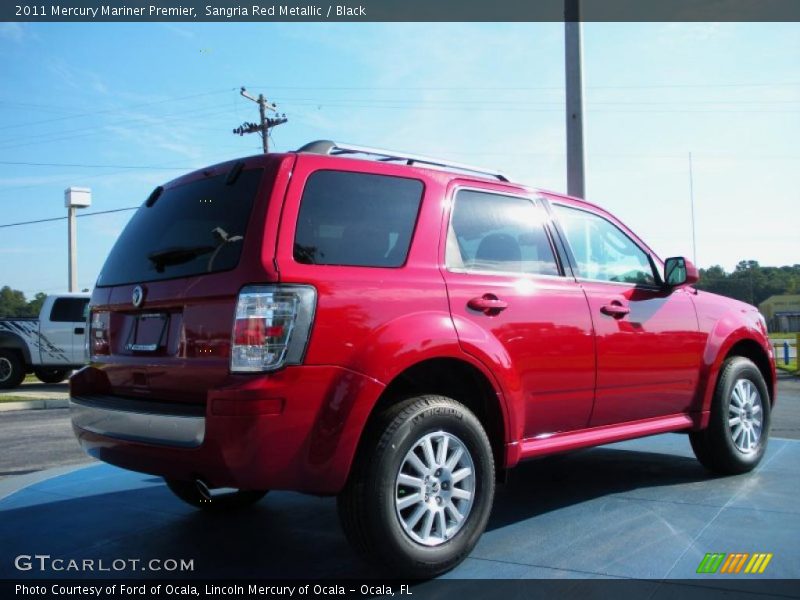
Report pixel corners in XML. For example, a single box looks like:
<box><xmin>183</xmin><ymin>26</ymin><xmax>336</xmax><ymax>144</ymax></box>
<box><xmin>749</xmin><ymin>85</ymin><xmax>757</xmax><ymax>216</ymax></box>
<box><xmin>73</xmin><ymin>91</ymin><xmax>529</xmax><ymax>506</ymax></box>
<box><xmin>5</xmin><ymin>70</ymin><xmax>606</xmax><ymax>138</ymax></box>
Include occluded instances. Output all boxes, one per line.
<box><xmin>447</xmin><ymin>190</ymin><xmax>559</xmax><ymax>276</ymax></box>
<box><xmin>294</xmin><ymin>171</ymin><xmax>423</xmax><ymax>268</ymax></box>
<box><xmin>554</xmin><ymin>205</ymin><xmax>656</xmax><ymax>285</ymax></box>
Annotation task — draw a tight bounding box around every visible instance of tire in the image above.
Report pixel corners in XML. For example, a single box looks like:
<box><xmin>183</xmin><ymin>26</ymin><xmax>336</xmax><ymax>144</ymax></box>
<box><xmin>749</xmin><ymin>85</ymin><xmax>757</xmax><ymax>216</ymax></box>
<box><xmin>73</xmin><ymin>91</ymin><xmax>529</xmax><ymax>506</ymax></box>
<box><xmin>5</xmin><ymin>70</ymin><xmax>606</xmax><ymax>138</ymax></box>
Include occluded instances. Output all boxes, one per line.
<box><xmin>165</xmin><ymin>478</ymin><xmax>268</xmax><ymax>512</ymax></box>
<box><xmin>689</xmin><ymin>356</ymin><xmax>771</xmax><ymax>475</ymax></box>
<box><xmin>0</xmin><ymin>350</ymin><xmax>25</xmax><ymax>390</ymax></box>
<box><xmin>34</xmin><ymin>368</ymin><xmax>70</xmax><ymax>384</ymax></box>
<box><xmin>337</xmin><ymin>395</ymin><xmax>495</xmax><ymax>579</ymax></box>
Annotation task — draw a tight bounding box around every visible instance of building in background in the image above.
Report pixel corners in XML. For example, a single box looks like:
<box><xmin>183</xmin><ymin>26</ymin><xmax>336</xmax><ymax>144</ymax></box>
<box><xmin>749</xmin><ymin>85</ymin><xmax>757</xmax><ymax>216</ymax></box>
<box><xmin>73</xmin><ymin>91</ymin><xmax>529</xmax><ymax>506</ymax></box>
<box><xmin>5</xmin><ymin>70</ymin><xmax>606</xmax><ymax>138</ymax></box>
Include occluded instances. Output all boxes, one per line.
<box><xmin>759</xmin><ymin>294</ymin><xmax>800</xmax><ymax>333</ymax></box>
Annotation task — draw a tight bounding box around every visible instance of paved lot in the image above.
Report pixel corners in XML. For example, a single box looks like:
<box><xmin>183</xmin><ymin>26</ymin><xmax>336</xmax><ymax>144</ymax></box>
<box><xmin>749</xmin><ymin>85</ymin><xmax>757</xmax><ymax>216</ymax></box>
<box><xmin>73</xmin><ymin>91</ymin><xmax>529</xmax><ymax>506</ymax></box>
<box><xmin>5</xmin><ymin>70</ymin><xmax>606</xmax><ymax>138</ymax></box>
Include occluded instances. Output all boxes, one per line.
<box><xmin>773</xmin><ymin>372</ymin><xmax>800</xmax><ymax>439</ymax></box>
<box><xmin>0</xmin><ymin>375</ymin><xmax>797</xmax><ymax>481</ymax></box>
<box><xmin>0</xmin><ymin>434</ymin><xmax>797</xmax><ymax>581</ymax></box>
<box><xmin>0</xmin><ymin>408</ymin><xmax>93</xmax><ymax>479</ymax></box>
<box><xmin>0</xmin><ymin>375</ymin><xmax>798</xmax><ymax>585</ymax></box>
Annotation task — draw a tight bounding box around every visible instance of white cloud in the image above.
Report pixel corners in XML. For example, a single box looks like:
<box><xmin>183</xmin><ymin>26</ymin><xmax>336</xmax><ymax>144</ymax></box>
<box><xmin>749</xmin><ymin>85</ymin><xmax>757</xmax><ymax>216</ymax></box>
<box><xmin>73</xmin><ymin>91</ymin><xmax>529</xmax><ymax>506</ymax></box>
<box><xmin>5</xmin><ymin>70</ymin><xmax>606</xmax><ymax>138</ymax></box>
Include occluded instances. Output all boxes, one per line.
<box><xmin>0</xmin><ymin>23</ymin><xmax>25</xmax><ymax>42</ymax></box>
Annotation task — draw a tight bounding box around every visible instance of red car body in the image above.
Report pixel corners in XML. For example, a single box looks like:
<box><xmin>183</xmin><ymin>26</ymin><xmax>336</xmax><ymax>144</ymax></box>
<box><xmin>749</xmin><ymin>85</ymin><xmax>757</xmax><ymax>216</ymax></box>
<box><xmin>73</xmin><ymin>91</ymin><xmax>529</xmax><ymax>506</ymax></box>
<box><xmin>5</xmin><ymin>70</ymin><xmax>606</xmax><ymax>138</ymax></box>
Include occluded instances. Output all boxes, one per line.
<box><xmin>70</xmin><ymin>148</ymin><xmax>776</xmax><ymax>496</ymax></box>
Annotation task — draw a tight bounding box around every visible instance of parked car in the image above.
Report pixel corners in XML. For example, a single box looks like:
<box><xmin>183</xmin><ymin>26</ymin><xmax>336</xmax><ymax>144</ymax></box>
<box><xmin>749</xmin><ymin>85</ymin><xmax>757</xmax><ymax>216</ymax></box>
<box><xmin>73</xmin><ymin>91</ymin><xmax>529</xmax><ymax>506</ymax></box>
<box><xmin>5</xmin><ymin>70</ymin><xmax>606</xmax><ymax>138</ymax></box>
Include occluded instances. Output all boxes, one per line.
<box><xmin>0</xmin><ymin>293</ymin><xmax>90</xmax><ymax>389</ymax></box>
<box><xmin>70</xmin><ymin>141</ymin><xmax>775</xmax><ymax>578</ymax></box>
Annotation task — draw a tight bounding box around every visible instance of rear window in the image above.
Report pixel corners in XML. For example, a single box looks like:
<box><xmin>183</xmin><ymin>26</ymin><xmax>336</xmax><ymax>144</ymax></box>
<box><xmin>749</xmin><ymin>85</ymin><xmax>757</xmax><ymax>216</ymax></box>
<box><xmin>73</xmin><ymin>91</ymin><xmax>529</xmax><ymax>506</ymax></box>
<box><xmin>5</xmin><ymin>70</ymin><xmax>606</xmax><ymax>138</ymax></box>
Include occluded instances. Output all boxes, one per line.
<box><xmin>96</xmin><ymin>169</ymin><xmax>262</xmax><ymax>287</ymax></box>
<box><xmin>293</xmin><ymin>170</ymin><xmax>423</xmax><ymax>268</ymax></box>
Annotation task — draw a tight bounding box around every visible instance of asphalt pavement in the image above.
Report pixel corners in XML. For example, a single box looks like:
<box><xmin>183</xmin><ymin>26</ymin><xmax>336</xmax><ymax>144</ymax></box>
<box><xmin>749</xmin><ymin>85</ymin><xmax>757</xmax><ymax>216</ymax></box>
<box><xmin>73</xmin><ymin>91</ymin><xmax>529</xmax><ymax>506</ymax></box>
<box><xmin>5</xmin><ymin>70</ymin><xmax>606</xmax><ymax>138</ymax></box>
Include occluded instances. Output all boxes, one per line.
<box><xmin>0</xmin><ymin>374</ymin><xmax>798</xmax><ymax>481</ymax></box>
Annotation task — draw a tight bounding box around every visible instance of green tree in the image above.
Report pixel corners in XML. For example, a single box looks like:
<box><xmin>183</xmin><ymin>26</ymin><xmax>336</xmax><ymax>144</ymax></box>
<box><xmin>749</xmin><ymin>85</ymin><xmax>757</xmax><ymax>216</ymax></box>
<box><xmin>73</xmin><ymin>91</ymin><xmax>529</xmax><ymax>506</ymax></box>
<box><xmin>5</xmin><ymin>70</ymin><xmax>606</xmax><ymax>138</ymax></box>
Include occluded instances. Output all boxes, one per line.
<box><xmin>0</xmin><ymin>286</ymin><xmax>30</xmax><ymax>318</ymax></box>
<box><xmin>27</xmin><ymin>292</ymin><xmax>47</xmax><ymax>317</ymax></box>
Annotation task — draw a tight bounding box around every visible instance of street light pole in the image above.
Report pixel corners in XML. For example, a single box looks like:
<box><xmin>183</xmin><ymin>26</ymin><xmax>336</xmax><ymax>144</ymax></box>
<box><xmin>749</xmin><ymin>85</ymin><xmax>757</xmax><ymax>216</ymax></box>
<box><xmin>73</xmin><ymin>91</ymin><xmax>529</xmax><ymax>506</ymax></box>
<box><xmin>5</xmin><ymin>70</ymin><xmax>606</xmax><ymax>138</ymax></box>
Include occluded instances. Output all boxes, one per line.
<box><xmin>565</xmin><ymin>0</ymin><xmax>586</xmax><ymax>199</ymax></box>
<box><xmin>64</xmin><ymin>187</ymin><xmax>91</xmax><ymax>293</ymax></box>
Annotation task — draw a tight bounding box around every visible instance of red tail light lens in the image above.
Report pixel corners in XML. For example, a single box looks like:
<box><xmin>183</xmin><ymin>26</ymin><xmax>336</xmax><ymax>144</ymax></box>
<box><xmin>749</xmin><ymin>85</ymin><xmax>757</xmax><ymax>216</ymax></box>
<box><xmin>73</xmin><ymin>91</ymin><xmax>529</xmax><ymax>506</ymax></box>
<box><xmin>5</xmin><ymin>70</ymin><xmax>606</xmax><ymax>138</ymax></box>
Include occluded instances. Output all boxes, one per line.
<box><xmin>90</xmin><ymin>310</ymin><xmax>110</xmax><ymax>356</ymax></box>
<box><xmin>233</xmin><ymin>319</ymin><xmax>285</xmax><ymax>346</ymax></box>
<box><xmin>230</xmin><ymin>285</ymin><xmax>316</xmax><ymax>372</ymax></box>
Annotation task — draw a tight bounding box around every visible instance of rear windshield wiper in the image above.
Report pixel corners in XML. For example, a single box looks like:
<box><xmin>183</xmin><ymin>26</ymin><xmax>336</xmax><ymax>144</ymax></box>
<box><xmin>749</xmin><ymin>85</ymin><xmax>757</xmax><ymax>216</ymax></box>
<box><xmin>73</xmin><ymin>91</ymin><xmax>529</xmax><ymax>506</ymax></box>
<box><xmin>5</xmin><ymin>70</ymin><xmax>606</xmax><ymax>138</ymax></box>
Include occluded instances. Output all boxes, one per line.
<box><xmin>147</xmin><ymin>246</ymin><xmax>214</xmax><ymax>272</ymax></box>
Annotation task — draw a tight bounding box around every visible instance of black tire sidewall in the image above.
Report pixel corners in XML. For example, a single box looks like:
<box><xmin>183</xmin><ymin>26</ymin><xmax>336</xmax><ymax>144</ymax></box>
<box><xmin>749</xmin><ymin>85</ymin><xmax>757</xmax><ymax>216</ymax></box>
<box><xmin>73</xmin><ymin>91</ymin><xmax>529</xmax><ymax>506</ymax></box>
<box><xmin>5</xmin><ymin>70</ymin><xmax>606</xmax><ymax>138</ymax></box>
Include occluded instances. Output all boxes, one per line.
<box><xmin>367</xmin><ymin>399</ymin><xmax>495</xmax><ymax>573</ymax></box>
<box><xmin>0</xmin><ymin>351</ymin><xmax>25</xmax><ymax>389</ymax></box>
<box><xmin>711</xmin><ymin>358</ymin><xmax>771</xmax><ymax>470</ymax></box>
<box><xmin>34</xmin><ymin>368</ymin><xmax>70</xmax><ymax>384</ymax></box>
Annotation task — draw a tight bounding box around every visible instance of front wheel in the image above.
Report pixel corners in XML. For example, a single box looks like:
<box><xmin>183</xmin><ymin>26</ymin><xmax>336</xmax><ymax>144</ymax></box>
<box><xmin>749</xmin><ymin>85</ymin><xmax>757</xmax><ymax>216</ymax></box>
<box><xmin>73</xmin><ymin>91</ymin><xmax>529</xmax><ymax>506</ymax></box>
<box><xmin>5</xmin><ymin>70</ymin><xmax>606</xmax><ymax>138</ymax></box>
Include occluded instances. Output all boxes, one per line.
<box><xmin>690</xmin><ymin>356</ymin><xmax>771</xmax><ymax>475</ymax></box>
<box><xmin>337</xmin><ymin>395</ymin><xmax>495</xmax><ymax>579</ymax></box>
<box><xmin>165</xmin><ymin>479</ymin><xmax>268</xmax><ymax>511</ymax></box>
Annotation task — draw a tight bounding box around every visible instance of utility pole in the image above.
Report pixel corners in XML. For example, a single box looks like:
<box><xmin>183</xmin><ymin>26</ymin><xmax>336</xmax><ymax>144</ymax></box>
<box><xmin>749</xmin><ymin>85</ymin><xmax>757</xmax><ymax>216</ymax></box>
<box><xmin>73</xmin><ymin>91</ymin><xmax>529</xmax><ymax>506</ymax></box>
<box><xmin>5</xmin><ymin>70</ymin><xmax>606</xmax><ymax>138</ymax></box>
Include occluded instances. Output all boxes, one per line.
<box><xmin>64</xmin><ymin>187</ymin><xmax>91</xmax><ymax>293</ymax></box>
<box><xmin>564</xmin><ymin>0</ymin><xmax>586</xmax><ymax>199</ymax></box>
<box><xmin>688</xmin><ymin>152</ymin><xmax>697</xmax><ymax>264</ymax></box>
<box><xmin>233</xmin><ymin>87</ymin><xmax>287</xmax><ymax>153</ymax></box>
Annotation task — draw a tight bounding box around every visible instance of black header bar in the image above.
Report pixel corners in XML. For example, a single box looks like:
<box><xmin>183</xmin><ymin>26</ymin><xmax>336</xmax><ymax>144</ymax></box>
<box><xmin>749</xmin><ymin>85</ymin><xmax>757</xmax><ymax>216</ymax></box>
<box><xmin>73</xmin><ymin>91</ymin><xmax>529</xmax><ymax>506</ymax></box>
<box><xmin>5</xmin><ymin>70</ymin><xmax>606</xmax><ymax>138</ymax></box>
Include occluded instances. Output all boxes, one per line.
<box><xmin>3</xmin><ymin>0</ymin><xmax>800</xmax><ymax>22</ymax></box>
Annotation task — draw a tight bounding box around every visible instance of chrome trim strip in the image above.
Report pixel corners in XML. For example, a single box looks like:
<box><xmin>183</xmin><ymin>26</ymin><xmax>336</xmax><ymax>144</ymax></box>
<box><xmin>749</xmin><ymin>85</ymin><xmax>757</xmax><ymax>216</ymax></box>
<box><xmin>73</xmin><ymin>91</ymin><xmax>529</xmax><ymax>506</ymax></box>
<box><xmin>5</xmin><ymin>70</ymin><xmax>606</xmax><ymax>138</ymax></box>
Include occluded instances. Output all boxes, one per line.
<box><xmin>70</xmin><ymin>396</ymin><xmax>205</xmax><ymax>448</ymax></box>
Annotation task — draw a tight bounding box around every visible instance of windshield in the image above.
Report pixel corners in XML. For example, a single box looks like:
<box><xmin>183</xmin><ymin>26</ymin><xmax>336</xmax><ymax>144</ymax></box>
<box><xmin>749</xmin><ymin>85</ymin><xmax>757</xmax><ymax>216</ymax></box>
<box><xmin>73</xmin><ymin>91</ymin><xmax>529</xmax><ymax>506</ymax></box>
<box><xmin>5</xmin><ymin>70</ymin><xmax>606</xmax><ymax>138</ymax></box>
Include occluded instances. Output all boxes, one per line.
<box><xmin>96</xmin><ymin>168</ymin><xmax>262</xmax><ymax>287</ymax></box>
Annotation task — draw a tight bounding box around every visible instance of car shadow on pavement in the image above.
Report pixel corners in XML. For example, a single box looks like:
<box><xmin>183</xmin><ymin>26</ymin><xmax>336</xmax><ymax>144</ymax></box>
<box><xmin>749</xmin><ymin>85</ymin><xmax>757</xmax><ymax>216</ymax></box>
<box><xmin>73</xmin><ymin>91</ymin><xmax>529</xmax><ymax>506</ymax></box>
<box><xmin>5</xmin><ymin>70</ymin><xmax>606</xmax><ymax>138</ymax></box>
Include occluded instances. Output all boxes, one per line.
<box><xmin>0</xmin><ymin>438</ymin><xmax>738</xmax><ymax>580</ymax></box>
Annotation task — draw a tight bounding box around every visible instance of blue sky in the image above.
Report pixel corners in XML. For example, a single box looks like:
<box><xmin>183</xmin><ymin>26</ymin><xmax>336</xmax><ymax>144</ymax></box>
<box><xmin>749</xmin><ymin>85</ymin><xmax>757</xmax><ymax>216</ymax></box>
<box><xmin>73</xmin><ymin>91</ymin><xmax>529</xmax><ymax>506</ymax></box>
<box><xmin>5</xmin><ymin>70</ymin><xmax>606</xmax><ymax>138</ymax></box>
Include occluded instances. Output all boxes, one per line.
<box><xmin>0</xmin><ymin>21</ymin><xmax>798</xmax><ymax>297</ymax></box>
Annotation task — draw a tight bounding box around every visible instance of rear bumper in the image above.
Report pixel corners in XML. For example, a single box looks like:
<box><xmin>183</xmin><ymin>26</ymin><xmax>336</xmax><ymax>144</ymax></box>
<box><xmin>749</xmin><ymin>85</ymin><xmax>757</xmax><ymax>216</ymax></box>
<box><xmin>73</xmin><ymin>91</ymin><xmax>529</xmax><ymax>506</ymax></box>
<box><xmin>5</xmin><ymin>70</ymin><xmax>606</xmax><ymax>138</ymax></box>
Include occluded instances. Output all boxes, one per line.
<box><xmin>69</xmin><ymin>364</ymin><xmax>384</xmax><ymax>495</ymax></box>
<box><xmin>70</xmin><ymin>395</ymin><xmax>205</xmax><ymax>448</ymax></box>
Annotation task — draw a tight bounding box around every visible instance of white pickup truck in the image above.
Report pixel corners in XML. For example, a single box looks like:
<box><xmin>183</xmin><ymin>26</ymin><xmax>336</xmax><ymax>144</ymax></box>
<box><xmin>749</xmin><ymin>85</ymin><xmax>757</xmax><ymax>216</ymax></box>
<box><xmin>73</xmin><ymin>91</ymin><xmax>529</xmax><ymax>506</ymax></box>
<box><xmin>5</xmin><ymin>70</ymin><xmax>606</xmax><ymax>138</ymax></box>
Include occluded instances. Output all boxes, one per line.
<box><xmin>0</xmin><ymin>293</ymin><xmax>90</xmax><ymax>389</ymax></box>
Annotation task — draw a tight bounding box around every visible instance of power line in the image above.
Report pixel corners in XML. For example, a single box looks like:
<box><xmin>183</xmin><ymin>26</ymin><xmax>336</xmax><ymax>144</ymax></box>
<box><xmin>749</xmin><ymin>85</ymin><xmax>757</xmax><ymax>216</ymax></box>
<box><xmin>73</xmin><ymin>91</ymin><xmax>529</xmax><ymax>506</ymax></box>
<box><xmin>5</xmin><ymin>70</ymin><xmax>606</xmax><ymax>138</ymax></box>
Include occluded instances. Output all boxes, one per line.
<box><xmin>0</xmin><ymin>103</ymin><xmax>236</xmax><ymax>150</ymax></box>
<box><xmin>0</xmin><ymin>207</ymin><xmax>138</xmax><ymax>229</ymax></box>
<box><xmin>0</xmin><ymin>88</ymin><xmax>235</xmax><ymax>132</ymax></box>
<box><xmin>247</xmin><ymin>82</ymin><xmax>800</xmax><ymax>91</ymax></box>
<box><xmin>0</xmin><ymin>160</ymin><xmax>194</xmax><ymax>170</ymax></box>
<box><xmin>283</xmin><ymin>101</ymin><xmax>800</xmax><ymax>114</ymax></box>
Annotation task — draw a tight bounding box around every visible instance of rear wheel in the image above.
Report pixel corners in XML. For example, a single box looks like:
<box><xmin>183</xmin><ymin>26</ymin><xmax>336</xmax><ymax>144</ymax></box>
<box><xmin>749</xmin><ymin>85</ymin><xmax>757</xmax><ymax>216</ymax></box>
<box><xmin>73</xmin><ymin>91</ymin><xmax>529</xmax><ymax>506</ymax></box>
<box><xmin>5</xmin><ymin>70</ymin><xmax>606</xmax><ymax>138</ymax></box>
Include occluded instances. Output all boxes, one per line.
<box><xmin>165</xmin><ymin>479</ymin><xmax>268</xmax><ymax>511</ymax></box>
<box><xmin>337</xmin><ymin>395</ymin><xmax>495</xmax><ymax>579</ymax></box>
<box><xmin>0</xmin><ymin>350</ymin><xmax>25</xmax><ymax>390</ymax></box>
<box><xmin>34</xmin><ymin>368</ymin><xmax>70</xmax><ymax>384</ymax></box>
<box><xmin>690</xmin><ymin>356</ymin><xmax>771</xmax><ymax>475</ymax></box>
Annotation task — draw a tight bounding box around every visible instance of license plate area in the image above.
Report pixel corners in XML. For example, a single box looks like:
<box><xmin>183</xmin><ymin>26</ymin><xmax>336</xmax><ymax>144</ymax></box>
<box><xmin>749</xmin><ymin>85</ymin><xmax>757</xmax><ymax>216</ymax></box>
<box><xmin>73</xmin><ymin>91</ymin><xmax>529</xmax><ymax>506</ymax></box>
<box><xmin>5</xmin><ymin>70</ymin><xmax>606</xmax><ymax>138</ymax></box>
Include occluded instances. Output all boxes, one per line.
<box><xmin>125</xmin><ymin>313</ymin><xmax>169</xmax><ymax>352</ymax></box>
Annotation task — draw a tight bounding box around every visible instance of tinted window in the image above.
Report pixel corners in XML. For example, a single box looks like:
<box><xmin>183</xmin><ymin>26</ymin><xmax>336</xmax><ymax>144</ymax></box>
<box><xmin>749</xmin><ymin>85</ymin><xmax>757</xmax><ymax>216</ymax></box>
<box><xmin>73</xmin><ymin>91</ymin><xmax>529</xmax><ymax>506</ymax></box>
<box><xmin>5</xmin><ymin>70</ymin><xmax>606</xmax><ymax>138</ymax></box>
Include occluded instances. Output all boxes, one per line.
<box><xmin>50</xmin><ymin>298</ymin><xmax>89</xmax><ymax>322</ymax></box>
<box><xmin>96</xmin><ymin>169</ymin><xmax>262</xmax><ymax>287</ymax></box>
<box><xmin>447</xmin><ymin>190</ymin><xmax>559</xmax><ymax>276</ymax></box>
<box><xmin>294</xmin><ymin>171</ymin><xmax>423</xmax><ymax>267</ymax></box>
<box><xmin>554</xmin><ymin>205</ymin><xmax>656</xmax><ymax>285</ymax></box>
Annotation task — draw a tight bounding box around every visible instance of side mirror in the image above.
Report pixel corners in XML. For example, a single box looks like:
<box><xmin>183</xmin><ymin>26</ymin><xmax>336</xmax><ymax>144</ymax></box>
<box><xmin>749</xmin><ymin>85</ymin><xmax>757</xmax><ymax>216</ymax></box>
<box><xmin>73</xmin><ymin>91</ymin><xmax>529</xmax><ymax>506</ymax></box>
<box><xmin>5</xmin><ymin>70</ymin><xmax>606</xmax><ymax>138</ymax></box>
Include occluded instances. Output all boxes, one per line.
<box><xmin>664</xmin><ymin>256</ymin><xmax>699</xmax><ymax>287</ymax></box>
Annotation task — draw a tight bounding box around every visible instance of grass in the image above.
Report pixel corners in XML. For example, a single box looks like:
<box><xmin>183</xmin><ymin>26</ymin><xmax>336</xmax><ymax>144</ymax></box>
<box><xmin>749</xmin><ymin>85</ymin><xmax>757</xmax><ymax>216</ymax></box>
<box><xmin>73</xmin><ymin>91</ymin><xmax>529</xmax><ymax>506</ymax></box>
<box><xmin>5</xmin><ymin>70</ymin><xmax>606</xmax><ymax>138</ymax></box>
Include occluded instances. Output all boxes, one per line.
<box><xmin>769</xmin><ymin>333</ymin><xmax>799</xmax><ymax>340</ymax></box>
<box><xmin>777</xmin><ymin>360</ymin><xmax>798</xmax><ymax>373</ymax></box>
<box><xmin>0</xmin><ymin>395</ymin><xmax>38</xmax><ymax>403</ymax></box>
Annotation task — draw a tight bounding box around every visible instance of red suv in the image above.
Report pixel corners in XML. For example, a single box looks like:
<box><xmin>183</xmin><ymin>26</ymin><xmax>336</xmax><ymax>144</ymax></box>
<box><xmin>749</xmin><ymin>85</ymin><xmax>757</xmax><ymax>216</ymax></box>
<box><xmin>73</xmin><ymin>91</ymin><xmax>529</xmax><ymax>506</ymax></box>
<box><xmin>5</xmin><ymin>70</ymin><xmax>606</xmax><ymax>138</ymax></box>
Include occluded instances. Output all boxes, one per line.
<box><xmin>71</xmin><ymin>141</ymin><xmax>776</xmax><ymax>578</ymax></box>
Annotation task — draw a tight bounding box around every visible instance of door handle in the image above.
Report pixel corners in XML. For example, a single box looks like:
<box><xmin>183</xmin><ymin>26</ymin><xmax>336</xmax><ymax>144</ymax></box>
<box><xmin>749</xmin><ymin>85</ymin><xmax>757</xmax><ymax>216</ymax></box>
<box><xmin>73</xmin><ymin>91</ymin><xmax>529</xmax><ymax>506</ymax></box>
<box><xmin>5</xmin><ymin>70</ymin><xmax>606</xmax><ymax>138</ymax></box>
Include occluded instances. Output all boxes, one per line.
<box><xmin>468</xmin><ymin>294</ymin><xmax>508</xmax><ymax>315</ymax></box>
<box><xmin>600</xmin><ymin>301</ymin><xmax>630</xmax><ymax>318</ymax></box>
<box><xmin>74</xmin><ymin>327</ymin><xmax>85</xmax><ymax>335</ymax></box>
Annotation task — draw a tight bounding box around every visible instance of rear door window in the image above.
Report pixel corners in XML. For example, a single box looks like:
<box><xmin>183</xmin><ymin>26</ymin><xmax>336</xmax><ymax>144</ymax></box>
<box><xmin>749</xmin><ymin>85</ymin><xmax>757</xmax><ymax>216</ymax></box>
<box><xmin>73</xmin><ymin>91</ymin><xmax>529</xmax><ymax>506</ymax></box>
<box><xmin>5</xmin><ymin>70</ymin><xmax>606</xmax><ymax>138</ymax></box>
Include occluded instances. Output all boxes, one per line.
<box><xmin>50</xmin><ymin>298</ymin><xmax>89</xmax><ymax>322</ymax></box>
<box><xmin>96</xmin><ymin>169</ymin><xmax>262</xmax><ymax>287</ymax></box>
<box><xmin>294</xmin><ymin>170</ymin><xmax>423</xmax><ymax>268</ymax></box>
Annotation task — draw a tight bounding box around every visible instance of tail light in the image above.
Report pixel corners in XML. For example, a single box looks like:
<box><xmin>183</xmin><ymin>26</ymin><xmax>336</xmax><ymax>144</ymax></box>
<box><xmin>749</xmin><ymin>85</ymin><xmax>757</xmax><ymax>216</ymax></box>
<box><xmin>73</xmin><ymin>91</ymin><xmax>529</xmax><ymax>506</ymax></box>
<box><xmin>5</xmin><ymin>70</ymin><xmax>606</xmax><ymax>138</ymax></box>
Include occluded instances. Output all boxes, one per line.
<box><xmin>230</xmin><ymin>285</ymin><xmax>316</xmax><ymax>372</ymax></box>
<box><xmin>90</xmin><ymin>310</ymin><xmax>110</xmax><ymax>357</ymax></box>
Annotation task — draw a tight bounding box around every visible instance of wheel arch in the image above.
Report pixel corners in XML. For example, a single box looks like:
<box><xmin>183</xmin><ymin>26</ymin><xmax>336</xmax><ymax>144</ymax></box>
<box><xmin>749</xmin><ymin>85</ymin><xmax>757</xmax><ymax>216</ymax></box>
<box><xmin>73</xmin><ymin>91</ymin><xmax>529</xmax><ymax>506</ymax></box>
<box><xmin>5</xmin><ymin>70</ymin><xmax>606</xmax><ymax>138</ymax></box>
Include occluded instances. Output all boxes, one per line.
<box><xmin>357</xmin><ymin>357</ymin><xmax>509</xmax><ymax>475</ymax></box>
<box><xmin>0</xmin><ymin>331</ymin><xmax>32</xmax><ymax>366</ymax></box>
<box><xmin>697</xmin><ymin>328</ymin><xmax>776</xmax><ymax>426</ymax></box>
<box><xmin>724</xmin><ymin>338</ymin><xmax>775</xmax><ymax>405</ymax></box>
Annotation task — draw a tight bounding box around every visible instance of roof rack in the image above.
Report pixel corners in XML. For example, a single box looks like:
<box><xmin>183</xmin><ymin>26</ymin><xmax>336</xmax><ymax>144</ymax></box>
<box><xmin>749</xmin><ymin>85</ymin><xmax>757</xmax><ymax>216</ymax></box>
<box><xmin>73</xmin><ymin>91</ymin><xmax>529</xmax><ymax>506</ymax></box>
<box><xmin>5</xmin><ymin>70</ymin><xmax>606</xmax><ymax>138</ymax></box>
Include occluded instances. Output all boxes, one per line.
<box><xmin>296</xmin><ymin>140</ymin><xmax>509</xmax><ymax>182</ymax></box>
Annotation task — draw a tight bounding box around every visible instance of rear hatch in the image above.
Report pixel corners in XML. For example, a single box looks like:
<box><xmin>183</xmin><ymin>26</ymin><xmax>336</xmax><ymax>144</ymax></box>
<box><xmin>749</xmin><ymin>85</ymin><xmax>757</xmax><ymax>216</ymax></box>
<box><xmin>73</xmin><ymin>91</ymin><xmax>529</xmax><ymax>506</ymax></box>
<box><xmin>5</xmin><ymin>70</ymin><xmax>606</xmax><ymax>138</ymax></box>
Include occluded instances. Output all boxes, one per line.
<box><xmin>89</xmin><ymin>154</ymin><xmax>292</xmax><ymax>405</ymax></box>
